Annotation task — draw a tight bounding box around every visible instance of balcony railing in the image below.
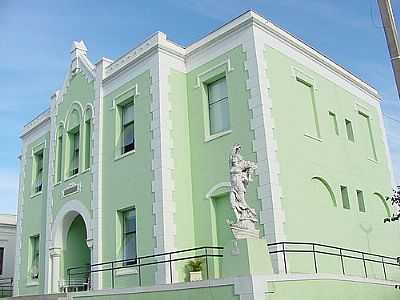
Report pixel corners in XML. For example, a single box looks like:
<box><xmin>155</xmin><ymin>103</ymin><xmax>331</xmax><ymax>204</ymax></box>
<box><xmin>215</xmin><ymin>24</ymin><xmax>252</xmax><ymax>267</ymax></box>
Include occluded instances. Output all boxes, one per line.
<box><xmin>267</xmin><ymin>242</ymin><xmax>400</xmax><ymax>281</ymax></box>
<box><xmin>0</xmin><ymin>278</ymin><xmax>13</xmax><ymax>298</ymax></box>
<box><xmin>66</xmin><ymin>246</ymin><xmax>223</xmax><ymax>291</ymax></box>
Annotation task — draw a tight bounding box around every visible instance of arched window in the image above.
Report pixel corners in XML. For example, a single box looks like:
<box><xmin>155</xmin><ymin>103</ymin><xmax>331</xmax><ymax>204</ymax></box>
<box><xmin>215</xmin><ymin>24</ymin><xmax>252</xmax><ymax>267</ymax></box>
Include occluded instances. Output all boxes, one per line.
<box><xmin>311</xmin><ymin>177</ymin><xmax>337</xmax><ymax>207</ymax></box>
<box><xmin>55</xmin><ymin>124</ymin><xmax>64</xmax><ymax>183</ymax></box>
<box><xmin>84</xmin><ymin>106</ymin><xmax>93</xmax><ymax>170</ymax></box>
<box><xmin>66</xmin><ymin>107</ymin><xmax>82</xmax><ymax>177</ymax></box>
<box><xmin>373</xmin><ymin>192</ymin><xmax>391</xmax><ymax>218</ymax></box>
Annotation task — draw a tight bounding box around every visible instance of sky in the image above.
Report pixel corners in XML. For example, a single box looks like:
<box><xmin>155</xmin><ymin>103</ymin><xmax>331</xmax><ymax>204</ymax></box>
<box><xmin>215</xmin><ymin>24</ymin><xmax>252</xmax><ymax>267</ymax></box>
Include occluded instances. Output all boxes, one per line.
<box><xmin>0</xmin><ymin>0</ymin><xmax>399</xmax><ymax>214</ymax></box>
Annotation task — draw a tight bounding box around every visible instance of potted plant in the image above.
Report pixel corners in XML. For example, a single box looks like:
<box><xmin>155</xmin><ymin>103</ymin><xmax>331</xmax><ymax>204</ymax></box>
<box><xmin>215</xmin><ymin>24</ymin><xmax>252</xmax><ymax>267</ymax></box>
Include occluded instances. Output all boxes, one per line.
<box><xmin>186</xmin><ymin>258</ymin><xmax>204</xmax><ymax>282</ymax></box>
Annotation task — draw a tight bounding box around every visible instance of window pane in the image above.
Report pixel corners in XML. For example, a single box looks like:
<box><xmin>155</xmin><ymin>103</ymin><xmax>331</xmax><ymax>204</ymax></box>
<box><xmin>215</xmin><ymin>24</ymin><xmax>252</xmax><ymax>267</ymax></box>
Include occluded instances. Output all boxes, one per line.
<box><xmin>74</xmin><ymin>132</ymin><xmax>80</xmax><ymax>150</ymax></box>
<box><xmin>124</xmin><ymin>209</ymin><xmax>136</xmax><ymax>233</ymax></box>
<box><xmin>124</xmin><ymin>233</ymin><xmax>137</xmax><ymax>261</ymax></box>
<box><xmin>209</xmin><ymin>99</ymin><xmax>230</xmax><ymax>135</ymax></box>
<box><xmin>123</xmin><ymin>102</ymin><xmax>134</xmax><ymax>125</ymax></box>
<box><xmin>123</xmin><ymin>123</ymin><xmax>134</xmax><ymax>147</ymax></box>
<box><xmin>208</xmin><ymin>78</ymin><xmax>227</xmax><ymax>104</ymax></box>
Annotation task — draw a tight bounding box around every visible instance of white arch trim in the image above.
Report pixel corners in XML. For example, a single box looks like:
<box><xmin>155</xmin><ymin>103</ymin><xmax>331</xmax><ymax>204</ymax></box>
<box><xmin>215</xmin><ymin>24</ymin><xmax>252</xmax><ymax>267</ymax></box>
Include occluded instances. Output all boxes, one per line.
<box><xmin>51</xmin><ymin>200</ymin><xmax>92</xmax><ymax>249</ymax></box>
<box><xmin>206</xmin><ymin>182</ymin><xmax>231</xmax><ymax>200</ymax></box>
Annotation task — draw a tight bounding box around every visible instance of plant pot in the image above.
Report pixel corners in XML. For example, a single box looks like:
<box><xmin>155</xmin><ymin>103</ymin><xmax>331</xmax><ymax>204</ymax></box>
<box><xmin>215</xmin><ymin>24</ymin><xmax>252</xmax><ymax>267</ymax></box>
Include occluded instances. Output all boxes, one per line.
<box><xmin>189</xmin><ymin>271</ymin><xmax>202</xmax><ymax>281</ymax></box>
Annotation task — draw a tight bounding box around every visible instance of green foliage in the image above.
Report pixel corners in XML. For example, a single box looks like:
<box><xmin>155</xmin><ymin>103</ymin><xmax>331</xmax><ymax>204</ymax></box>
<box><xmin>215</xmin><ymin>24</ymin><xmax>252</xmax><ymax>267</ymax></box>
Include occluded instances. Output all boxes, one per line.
<box><xmin>185</xmin><ymin>258</ymin><xmax>204</xmax><ymax>272</ymax></box>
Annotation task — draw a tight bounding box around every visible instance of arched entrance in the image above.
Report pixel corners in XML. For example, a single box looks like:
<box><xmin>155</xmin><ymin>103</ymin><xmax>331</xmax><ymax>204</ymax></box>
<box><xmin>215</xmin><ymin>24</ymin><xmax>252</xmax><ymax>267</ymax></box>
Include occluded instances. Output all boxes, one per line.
<box><xmin>49</xmin><ymin>200</ymin><xmax>93</xmax><ymax>293</ymax></box>
<box><xmin>63</xmin><ymin>215</ymin><xmax>91</xmax><ymax>290</ymax></box>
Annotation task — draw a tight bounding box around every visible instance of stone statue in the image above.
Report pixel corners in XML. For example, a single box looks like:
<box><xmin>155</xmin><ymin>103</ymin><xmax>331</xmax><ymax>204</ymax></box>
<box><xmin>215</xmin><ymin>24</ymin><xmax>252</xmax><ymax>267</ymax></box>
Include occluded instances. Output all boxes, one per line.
<box><xmin>228</xmin><ymin>144</ymin><xmax>259</xmax><ymax>239</ymax></box>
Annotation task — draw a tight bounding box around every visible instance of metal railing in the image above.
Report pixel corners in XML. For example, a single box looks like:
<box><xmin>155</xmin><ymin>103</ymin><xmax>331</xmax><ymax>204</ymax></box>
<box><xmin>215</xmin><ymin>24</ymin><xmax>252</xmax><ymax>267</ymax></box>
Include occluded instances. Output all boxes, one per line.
<box><xmin>66</xmin><ymin>246</ymin><xmax>223</xmax><ymax>290</ymax></box>
<box><xmin>268</xmin><ymin>242</ymin><xmax>400</xmax><ymax>281</ymax></box>
<box><xmin>0</xmin><ymin>278</ymin><xmax>13</xmax><ymax>298</ymax></box>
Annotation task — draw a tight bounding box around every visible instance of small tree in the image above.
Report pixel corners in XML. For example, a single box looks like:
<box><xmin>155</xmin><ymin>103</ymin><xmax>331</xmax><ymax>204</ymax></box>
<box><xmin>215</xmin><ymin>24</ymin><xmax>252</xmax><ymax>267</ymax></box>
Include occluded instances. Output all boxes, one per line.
<box><xmin>384</xmin><ymin>185</ymin><xmax>400</xmax><ymax>223</ymax></box>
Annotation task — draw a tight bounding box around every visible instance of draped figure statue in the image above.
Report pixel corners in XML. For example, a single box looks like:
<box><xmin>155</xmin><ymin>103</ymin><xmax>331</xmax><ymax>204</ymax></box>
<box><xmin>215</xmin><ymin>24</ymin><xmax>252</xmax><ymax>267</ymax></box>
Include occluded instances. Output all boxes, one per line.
<box><xmin>228</xmin><ymin>144</ymin><xmax>259</xmax><ymax>236</ymax></box>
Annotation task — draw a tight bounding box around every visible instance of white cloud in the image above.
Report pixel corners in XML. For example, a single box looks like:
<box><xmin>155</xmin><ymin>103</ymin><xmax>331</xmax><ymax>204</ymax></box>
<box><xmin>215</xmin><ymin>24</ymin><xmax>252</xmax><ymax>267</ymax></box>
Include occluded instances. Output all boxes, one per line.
<box><xmin>0</xmin><ymin>168</ymin><xmax>18</xmax><ymax>214</ymax></box>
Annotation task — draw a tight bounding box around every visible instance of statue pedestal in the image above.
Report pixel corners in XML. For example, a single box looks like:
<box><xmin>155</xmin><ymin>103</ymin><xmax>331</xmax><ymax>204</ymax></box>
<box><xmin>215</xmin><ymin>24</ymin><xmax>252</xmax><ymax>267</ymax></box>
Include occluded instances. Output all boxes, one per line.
<box><xmin>222</xmin><ymin>238</ymin><xmax>273</xmax><ymax>277</ymax></box>
<box><xmin>230</xmin><ymin>223</ymin><xmax>260</xmax><ymax>239</ymax></box>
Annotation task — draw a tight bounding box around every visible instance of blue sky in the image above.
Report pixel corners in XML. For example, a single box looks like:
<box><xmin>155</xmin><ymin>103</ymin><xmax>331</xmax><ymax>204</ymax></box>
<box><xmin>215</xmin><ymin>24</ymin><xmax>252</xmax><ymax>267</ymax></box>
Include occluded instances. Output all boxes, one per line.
<box><xmin>0</xmin><ymin>0</ymin><xmax>399</xmax><ymax>214</ymax></box>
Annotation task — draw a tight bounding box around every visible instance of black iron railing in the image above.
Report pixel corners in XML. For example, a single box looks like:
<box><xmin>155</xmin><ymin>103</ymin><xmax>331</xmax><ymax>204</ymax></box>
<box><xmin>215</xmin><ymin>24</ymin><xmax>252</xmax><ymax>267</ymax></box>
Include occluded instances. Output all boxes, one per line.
<box><xmin>0</xmin><ymin>278</ymin><xmax>13</xmax><ymax>298</ymax></box>
<box><xmin>268</xmin><ymin>242</ymin><xmax>400</xmax><ymax>281</ymax></box>
<box><xmin>66</xmin><ymin>246</ymin><xmax>223</xmax><ymax>290</ymax></box>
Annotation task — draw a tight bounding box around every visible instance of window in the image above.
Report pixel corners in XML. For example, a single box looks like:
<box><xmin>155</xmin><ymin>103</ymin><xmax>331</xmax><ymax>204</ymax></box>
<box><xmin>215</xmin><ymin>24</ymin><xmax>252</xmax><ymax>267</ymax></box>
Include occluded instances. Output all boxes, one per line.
<box><xmin>341</xmin><ymin>186</ymin><xmax>350</xmax><ymax>209</ymax></box>
<box><xmin>33</xmin><ymin>151</ymin><xmax>44</xmax><ymax>193</ymax></box>
<box><xmin>84</xmin><ymin>118</ymin><xmax>91</xmax><ymax>170</ymax></box>
<box><xmin>0</xmin><ymin>247</ymin><xmax>4</xmax><ymax>275</ymax></box>
<box><xmin>295</xmin><ymin>76</ymin><xmax>320</xmax><ymax>138</ymax></box>
<box><xmin>345</xmin><ymin>119</ymin><xmax>354</xmax><ymax>142</ymax></box>
<box><xmin>357</xmin><ymin>190</ymin><xmax>366</xmax><ymax>212</ymax></box>
<box><xmin>329</xmin><ymin>112</ymin><xmax>339</xmax><ymax>135</ymax></box>
<box><xmin>122</xmin><ymin>208</ymin><xmax>137</xmax><ymax>265</ymax></box>
<box><xmin>69</xmin><ymin>129</ymin><xmax>80</xmax><ymax>176</ymax></box>
<box><xmin>121</xmin><ymin>101</ymin><xmax>135</xmax><ymax>154</ymax></box>
<box><xmin>207</xmin><ymin>77</ymin><xmax>230</xmax><ymax>135</ymax></box>
<box><xmin>56</xmin><ymin>133</ymin><xmax>63</xmax><ymax>182</ymax></box>
<box><xmin>30</xmin><ymin>235</ymin><xmax>39</xmax><ymax>279</ymax></box>
<box><xmin>358</xmin><ymin>112</ymin><xmax>377</xmax><ymax>160</ymax></box>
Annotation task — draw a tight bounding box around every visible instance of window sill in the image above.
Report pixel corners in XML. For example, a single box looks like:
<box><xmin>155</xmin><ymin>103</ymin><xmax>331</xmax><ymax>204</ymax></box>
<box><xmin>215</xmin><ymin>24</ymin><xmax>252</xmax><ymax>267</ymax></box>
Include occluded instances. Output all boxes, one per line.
<box><xmin>115</xmin><ymin>267</ymin><xmax>138</xmax><ymax>277</ymax></box>
<box><xmin>114</xmin><ymin>150</ymin><xmax>136</xmax><ymax>161</ymax></box>
<box><xmin>304</xmin><ymin>134</ymin><xmax>322</xmax><ymax>142</ymax></box>
<box><xmin>26</xmin><ymin>280</ymin><xmax>39</xmax><ymax>287</ymax></box>
<box><xmin>64</xmin><ymin>173</ymin><xmax>80</xmax><ymax>182</ymax></box>
<box><xmin>30</xmin><ymin>191</ymin><xmax>43</xmax><ymax>198</ymax></box>
<box><xmin>81</xmin><ymin>168</ymin><xmax>91</xmax><ymax>175</ymax></box>
<box><xmin>204</xmin><ymin>130</ymin><xmax>232</xmax><ymax>143</ymax></box>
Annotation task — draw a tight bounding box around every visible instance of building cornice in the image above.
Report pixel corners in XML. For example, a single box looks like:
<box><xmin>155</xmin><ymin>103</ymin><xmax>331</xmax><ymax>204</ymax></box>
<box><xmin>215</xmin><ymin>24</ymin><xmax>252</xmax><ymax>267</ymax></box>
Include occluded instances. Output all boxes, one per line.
<box><xmin>21</xmin><ymin>109</ymin><xmax>51</xmax><ymax>139</ymax></box>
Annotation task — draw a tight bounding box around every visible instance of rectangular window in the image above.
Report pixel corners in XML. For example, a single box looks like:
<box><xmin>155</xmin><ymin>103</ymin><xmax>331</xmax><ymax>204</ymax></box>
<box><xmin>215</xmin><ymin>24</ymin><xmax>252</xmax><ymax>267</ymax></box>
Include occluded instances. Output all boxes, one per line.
<box><xmin>295</xmin><ymin>77</ymin><xmax>320</xmax><ymax>138</ymax></box>
<box><xmin>84</xmin><ymin>119</ymin><xmax>91</xmax><ymax>170</ymax></box>
<box><xmin>345</xmin><ymin>119</ymin><xmax>354</xmax><ymax>142</ymax></box>
<box><xmin>34</xmin><ymin>151</ymin><xmax>44</xmax><ymax>193</ymax></box>
<box><xmin>121</xmin><ymin>102</ymin><xmax>135</xmax><ymax>154</ymax></box>
<box><xmin>207</xmin><ymin>77</ymin><xmax>230</xmax><ymax>135</ymax></box>
<box><xmin>30</xmin><ymin>235</ymin><xmax>40</xmax><ymax>279</ymax></box>
<box><xmin>70</xmin><ymin>130</ymin><xmax>80</xmax><ymax>176</ymax></box>
<box><xmin>357</xmin><ymin>190</ymin><xmax>366</xmax><ymax>212</ymax></box>
<box><xmin>341</xmin><ymin>186</ymin><xmax>350</xmax><ymax>209</ymax></box>
<box><xmin>0</xmin><ymin>247</ymin><xmax>4</xmax><ymax>275</ymax></box>
<box><xmin>358</xmin><ymin>112</ymin><xmax>377</xmax><ymax>160</ymax></box>
<box><xmin>122</xmin><ymin>208</ymin><xmax>137</xmax><ymax>265</ymax></box>
<box><xmin>329</xmin><ymin>111</ymin><xmax>339</xmax><ymax>135</ymax></box>
<box><xmin>56</xmin><ymin>135</ymin><xmax>63</xmax><ymax>182</ymax></box>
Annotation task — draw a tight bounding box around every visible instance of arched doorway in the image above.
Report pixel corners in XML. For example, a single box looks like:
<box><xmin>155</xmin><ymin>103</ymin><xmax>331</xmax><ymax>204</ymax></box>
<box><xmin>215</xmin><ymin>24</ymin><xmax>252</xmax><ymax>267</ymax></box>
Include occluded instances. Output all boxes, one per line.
<box><xmin>63</xmin><ymin>215</ymin><xmax>91</xmax><ymax>291</ymax></box>
<box><xmin>49</xmin><ymin>201</ymin><xmax>93</xmax><ymax>293</ymax></box>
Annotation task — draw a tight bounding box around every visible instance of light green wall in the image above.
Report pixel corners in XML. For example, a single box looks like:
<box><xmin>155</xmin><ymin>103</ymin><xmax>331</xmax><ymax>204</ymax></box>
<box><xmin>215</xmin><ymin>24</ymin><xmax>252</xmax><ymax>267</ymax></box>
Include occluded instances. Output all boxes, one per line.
<box><xmin>265</xmin><ymin>47</ymin><xmax>400</xmax><ymax>261</ymax></box>
<box><xmin>19</xmin><ymin>132</ymin><xmax>49</xmax><ymax>295</ymax></box>
<box><xmin>72</xmin><ymin>285</ymin><xmax>238</xmax><ymax>300</ymax></box>
<box><xmin>186</xmin><ymin>46</ymin><xmax>260</xmax><ymax>250</ymax></box>
<box><xmin>52</xmin><ymin>71</ymin><xmax>95</xmax><ymax>217</ymax></box>
<box><xmin>269</xmin><ymin>279</ymin><xmax>399</xmax><ymax>300</ymax></box>
<box><xmin>101</xmin><ymin>71</ymin><xmax>155</xmax><ymax>288</ymax></box>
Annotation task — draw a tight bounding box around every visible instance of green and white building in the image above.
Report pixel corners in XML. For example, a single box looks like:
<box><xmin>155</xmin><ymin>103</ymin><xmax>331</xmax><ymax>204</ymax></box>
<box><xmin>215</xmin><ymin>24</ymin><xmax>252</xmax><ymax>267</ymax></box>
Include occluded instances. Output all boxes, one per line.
<box><xmin>15</xmin><ymin>11</ymin><xmax>400</xmax><ymax>300</ymax></box>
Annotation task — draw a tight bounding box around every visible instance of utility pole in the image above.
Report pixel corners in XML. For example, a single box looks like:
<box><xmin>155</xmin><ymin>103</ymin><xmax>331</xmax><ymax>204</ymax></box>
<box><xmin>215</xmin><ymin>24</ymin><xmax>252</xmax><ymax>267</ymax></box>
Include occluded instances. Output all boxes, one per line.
<box><xmin>377</xmin><ymin>0</ymin><xmax>400</xmax><ymax>99</ymax></box>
